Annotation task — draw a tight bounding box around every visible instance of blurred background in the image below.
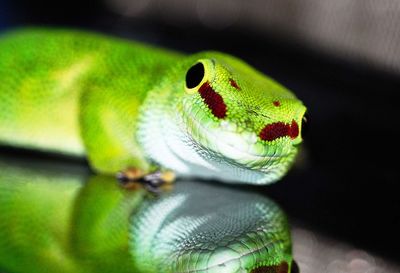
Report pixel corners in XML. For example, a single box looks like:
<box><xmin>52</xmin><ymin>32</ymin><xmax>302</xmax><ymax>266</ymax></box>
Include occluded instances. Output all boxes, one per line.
<box><xmin>1</xmin><ymin>0</ymin><xmax>400</xmax><ymax>272</ymax></box>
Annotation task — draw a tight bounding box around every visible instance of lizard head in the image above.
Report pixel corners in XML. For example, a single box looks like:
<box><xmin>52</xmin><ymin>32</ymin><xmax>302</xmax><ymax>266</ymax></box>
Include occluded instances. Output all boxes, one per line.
<box><xmin>179</xmin><ymin>53</ymin><xmax>307</xmax><ymax>184</ymax></box>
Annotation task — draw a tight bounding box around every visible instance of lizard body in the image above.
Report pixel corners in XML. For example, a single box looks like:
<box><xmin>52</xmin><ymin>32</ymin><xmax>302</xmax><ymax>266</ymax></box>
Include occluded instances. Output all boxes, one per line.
<box><xmin>0</xmin><ymin>28</ymin><xmax>306</xmax><ymax>184</ymax></box>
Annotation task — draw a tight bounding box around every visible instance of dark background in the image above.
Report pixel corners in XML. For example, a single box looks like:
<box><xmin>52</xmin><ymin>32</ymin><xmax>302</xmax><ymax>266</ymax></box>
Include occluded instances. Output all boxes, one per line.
<box><xmin>1</xmin><ymin>0</ymin><xmax>400</xmax><ymax>268</ymax></box>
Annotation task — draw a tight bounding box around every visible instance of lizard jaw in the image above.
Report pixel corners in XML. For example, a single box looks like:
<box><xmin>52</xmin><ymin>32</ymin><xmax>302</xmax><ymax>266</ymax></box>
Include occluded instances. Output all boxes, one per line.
<box><xmin>183</xmin><ymin>110</ymin><xmax>298</xmax><ymax>184</ymax></box>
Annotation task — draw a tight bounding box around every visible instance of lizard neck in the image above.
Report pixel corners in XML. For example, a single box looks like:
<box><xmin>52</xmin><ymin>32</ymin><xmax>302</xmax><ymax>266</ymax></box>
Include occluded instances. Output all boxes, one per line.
<box><xmin>137</xmin><ymin>83</ymin><xmax>215</xmax><ymax>178</ymax></box>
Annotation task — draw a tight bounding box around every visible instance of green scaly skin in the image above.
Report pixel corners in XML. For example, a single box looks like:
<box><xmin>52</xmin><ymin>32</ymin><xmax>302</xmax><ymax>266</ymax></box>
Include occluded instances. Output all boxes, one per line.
<box><xmin>0</xmin><ymin>158</ymin><xmax>293</xmax><ymax>273</ymax></box>
<box><xmin>0</xmin><ymin>28</ymin><xmax>306</xmax><ymax>184</ymax></box>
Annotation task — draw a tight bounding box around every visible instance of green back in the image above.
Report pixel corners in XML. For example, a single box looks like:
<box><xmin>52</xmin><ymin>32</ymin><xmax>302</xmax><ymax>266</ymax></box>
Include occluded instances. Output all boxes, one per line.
<box><xmin>0</xmin><ymin>29</ymin><xmax>181</xmax><ymax>158</ymax></box>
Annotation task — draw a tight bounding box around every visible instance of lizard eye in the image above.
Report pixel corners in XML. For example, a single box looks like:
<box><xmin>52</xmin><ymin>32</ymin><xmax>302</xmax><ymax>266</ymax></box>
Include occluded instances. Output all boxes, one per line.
<box><xmin>186</xmin><ymin>62</ymin><xmax>205</xmax><ymax>89</ymax></box>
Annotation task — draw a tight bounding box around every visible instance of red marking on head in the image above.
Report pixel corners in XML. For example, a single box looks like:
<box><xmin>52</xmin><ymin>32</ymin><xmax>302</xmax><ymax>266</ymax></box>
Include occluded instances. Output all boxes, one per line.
<box><xmin>273</xmin><ymin>101</ymin><xmax>281</xmax><ymax>107</ymax></box>
<box><xmin>259</xmin><ymin>120</ymin><xmax>299</xmax><ymax>141</ymax></box>
<box><xmin>229</xmin><ymin>79</ymin><xmax>241</xmax><ymax>90</ymax></box>
<box><xmin>259</xmin><ymin>122</ymin><xmax>289</xmax><ymax>141</ymax></box>
<box><xmin>198</xmin><ymin>82</ymin><xmax>227</xmax><ymax>119</ymax></box>
<box><xmin>290</xmin><ymin>120</ymin><xmax>299</xmax><ymax>139</ymax></box>
<box><xmin>250</xmin><ymin>262</ymin><xmax>288</xmax><ymax>273</ymax></box>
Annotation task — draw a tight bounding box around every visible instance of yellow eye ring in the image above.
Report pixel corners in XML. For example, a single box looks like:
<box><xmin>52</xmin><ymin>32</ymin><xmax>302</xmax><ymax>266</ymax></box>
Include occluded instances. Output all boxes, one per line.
<box><xmin>184</xmin><ymin>59</ymin><xmax>214</xmax><ymax>94</ymax></box>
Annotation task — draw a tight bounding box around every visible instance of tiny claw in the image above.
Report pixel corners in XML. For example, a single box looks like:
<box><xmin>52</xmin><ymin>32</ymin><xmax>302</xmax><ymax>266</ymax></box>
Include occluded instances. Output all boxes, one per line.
<box><xmin>117</xmin><ymin>168</ymin><xmax>145</xmax><ymax>182</ymax></box>
<box><xmin>116</xmin><ymin>172</ymin><xmax>129</xmax><ymax>183</ymax></box>
<box><xmin>160</xmin><ymin>170</ymin><xmax>176</xmax><ymax>184</ymax></box>
<box><xmin>142</xmin><ymin>171</ymin><xmax>176</xmax><ymax>194</ymax></box>
<box><xmin>117</xmin><ymin>168</ymin><xmax>146</xmax><ymax>189</ymax></box>
<box><xmin>117</xmin><ymin>168</ymin><xmax>176</xmax><ymax>192</ymax></box>
<box><xmin>142</xmin><ymin>171</ymin><xmax>163</xmax><ymax>187</ymax></box>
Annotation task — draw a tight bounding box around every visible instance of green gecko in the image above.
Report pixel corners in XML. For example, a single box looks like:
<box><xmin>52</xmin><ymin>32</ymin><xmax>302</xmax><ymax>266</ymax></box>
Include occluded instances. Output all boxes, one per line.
<box><xmin>0</xmin><ymin>28</ymin><xmax>306</xmax><ymax>185</ymax></box>
<box><xmin>0</xmin><ymin>157</ymin><xmax>295</xmax><ymax>273</ymax></box>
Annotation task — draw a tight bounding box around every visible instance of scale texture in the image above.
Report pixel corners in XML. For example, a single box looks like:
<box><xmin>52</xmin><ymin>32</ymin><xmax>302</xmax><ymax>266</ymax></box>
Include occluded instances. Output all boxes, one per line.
<box><xmin>0</xmin><ymin>28</ymin><xmax>306</xmax><ymax>184</ymax></box>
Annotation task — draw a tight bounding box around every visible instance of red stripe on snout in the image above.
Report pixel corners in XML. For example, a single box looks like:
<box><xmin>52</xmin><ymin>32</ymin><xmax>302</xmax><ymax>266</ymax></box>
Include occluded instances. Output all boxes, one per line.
<box><xmin>259</xmin><ymin>120</ymin><xmax>299</xmax><ymax>141</ymax></box>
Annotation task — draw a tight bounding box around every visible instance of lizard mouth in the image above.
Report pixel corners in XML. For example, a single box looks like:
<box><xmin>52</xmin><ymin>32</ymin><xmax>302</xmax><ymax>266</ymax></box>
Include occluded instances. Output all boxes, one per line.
<box><xmin>179</xmin><ymin>99</ymin><xmax>300</xmax><ymax>184</ymax></box>
<box><xmin>212</xmin><ymin>129</ymin><xmax>290</xmax><ymax>169</ymax></box>
<box><xmin>182</xmin><ymin>106</ymin><xmax>296</xmax><ymax>170</ymax></box>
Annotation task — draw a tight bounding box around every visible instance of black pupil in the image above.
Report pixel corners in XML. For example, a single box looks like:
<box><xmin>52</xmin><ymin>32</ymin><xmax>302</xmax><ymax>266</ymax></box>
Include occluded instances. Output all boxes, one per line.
<box><xmin>186</xmin><ymin>62</ymin><xmax>205</xmax><ymax>89</ymax></box>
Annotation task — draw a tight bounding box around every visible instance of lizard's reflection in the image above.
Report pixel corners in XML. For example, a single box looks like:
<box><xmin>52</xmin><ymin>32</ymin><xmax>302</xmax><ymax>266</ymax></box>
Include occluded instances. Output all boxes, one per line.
<box><xmin>0</xmin><ymin>157</ymin><xmax>297</xmax><ymax>273</ymax></box>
